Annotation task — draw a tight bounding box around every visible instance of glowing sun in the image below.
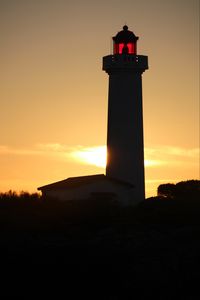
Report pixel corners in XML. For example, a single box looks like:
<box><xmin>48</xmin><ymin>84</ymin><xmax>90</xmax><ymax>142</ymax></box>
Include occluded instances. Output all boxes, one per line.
<box><xmin>70</xmin><ymin>146</ymin><xmax>107</xmax><ymax>168</ymax></box>
<box><xmin>70</xmin><ymin>145</ymin><xmax>163</xmax><ymax>169</ymax></box>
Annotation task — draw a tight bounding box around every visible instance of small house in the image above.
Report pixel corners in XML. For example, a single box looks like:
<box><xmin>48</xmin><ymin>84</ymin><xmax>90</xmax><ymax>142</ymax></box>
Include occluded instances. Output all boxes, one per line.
<box><xmin>38</xmin><ymin>174</ymin><xmax>138</xmax><ymax>206</ymax></box>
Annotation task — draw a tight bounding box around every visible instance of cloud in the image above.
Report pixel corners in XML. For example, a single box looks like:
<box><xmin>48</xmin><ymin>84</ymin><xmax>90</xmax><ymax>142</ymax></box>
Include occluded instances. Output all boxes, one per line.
<box><xmin>0</xmin><ymin>143</ymin><xmax>73</xmax><ymax>157</ymax></box>
<box><xmin>0</xmin><ymin>143</ymin><xmax>68</xmax><ymax>158</ymax></box>
<box><xmin>36</xmin><ymin>143</ymin><xmax>68</xmax><ymax>152</ymax></box>
<box><xmin>0</xmin><ymin>145</ymin><xmax>41</xmax><ymax>156</ymax></box>
<box><xmin>0</xmin><ymin>144</ymin><xmax>198</xmax><ymax>169</ymax></box>
<box><xmin>145</xmin><ymin>146</ymin><xmax>199</xmax><ymax>167</ymax></box>
<box><xmin>145</xmin><ymin>146</ymin><xmax>199</xmax><ymax>158</ymax></box>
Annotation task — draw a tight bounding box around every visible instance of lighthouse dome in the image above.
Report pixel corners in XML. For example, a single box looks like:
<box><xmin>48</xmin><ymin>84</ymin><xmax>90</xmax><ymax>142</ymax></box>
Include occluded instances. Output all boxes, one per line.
<box><xmin>113</xmin><ymin>25</ymin><xmax>138</xmax><ymax>43</ymax></box>
<box><xmin>112</xmin><ymin>25</ymin><xmax>139</xmax><ymax>55</ymax></box>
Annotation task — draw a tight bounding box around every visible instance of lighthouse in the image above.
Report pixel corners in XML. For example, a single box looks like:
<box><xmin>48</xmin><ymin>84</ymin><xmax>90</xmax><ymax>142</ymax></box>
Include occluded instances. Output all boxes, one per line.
<box><xmin>38</xmin><ymin>25</ymin><xmax>148</xmax><ymax>206</ymax></box>
<box><xmin>103</xmin><ymin>25</ymin><xmax>148</xmax><ymax>202</ymax></box>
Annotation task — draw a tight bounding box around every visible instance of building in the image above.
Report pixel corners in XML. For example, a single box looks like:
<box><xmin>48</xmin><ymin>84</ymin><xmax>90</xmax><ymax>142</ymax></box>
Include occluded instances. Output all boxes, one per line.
<box><xmin>103</xmin><ymin>25</ymin><xmax>148</xmax><ymax>202</ymax></box>
<box><xmin>38</xmin><ymin>174</ymin><xmax>136</xmax><ymax>206</ymax></box>
<box><xmin>38</xmin><ymin>25</ymin><xmax>148</xmax><ymax>205</ymax></box>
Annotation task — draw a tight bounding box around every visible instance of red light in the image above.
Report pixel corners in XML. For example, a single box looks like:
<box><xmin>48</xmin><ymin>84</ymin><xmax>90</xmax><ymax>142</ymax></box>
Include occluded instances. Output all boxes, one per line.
<box><xmin>114</xmin><ymin>43</ymin><xmax>136</xmax><ymax>54</ymax></box>
<box><xmin>118</xmin><ymin>43</ymin><xmax>125</xmax><ymax>53</ymax></box>
<box><xmin>127</xmin><ymin>43</ymin><xmax>135</xmax><ymax>54</ymax></box>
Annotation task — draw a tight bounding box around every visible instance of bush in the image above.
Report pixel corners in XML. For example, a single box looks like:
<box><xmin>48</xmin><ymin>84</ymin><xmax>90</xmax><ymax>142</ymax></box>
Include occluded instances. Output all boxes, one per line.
<box><xmin>157</xmin><ymin>183</ymin><xmax>176</xmax><ymax>198</ymax></box>
<box><xmin>157</xmin><ymin>180</ymin><xmax>200</xmax><ymax>200</ymax></box>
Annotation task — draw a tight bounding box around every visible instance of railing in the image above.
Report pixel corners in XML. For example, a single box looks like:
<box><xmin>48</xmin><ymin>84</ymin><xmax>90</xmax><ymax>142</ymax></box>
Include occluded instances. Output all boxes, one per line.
<box><xmin>103</xmin><ymin>54</ymin><xmax>148</xmax><ymax>72</ymax></box>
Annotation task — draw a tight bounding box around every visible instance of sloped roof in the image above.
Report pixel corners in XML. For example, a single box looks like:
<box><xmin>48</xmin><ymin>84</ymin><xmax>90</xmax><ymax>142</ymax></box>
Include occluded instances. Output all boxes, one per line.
<box><xmin>38</xmin><ymin>174</ymin><xmax>134</xmax><ymax>191</ymax></box>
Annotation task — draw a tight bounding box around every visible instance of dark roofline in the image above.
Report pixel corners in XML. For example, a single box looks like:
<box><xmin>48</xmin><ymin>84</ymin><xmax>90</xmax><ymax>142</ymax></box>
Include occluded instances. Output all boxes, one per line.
<box><xmin>38</xmin><ymin>174</ymin><xmax>134</xmax><ymax>191</ymax></box>
<box><xmin>38</xmin><ymin>174</ymin><xmax>105</xmax><ymax>191</ymax></box>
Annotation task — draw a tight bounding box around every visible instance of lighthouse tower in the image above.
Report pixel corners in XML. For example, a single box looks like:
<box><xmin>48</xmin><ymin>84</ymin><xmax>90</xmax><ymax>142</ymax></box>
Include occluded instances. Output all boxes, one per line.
<box><xmin>103</xmin><ymin>25</ymin><xmax>148</xmax><ymax>202</ymax></box>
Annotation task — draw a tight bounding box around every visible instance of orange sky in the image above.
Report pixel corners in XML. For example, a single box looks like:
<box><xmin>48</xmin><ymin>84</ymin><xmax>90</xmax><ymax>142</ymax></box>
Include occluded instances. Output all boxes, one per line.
<box><xmin>0</xmin><ymin>0</ymin><xmax>199</xmax><ymax>197</ymax></box>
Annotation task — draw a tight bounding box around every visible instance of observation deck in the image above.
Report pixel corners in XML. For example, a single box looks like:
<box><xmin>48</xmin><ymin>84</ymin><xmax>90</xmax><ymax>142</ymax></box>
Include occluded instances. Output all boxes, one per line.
<box><xmin>103</xmin><ymin>54</ymin><xmax>148</xmax><ymax>74</ymax></box>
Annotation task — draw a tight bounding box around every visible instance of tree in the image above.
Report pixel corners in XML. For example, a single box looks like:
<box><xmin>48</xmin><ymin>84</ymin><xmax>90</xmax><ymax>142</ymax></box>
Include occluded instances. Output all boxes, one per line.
<box><xmin>157</xmin><ymin>180</ymin><xmax>200</xmax><ymax>200</ymax></box>
<box><xmin>157</xmin><ymin>183</ymin><xmax>176</xmax><ymax>198</ymax></box>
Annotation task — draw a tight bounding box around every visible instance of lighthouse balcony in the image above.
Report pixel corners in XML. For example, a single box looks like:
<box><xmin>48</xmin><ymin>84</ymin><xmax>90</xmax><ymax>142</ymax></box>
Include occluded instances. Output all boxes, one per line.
<box><xmin>103</xmin><ymin>54</ymin><xmax>148</xmax><ymax>73</ymax></box>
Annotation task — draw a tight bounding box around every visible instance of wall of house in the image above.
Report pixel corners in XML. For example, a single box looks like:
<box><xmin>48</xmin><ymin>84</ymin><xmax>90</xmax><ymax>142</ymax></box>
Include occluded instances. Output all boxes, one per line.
<box><xmin>42</xmin><ymin>180</ymin><xmax>139</xmax><ymax>206</ymax></box>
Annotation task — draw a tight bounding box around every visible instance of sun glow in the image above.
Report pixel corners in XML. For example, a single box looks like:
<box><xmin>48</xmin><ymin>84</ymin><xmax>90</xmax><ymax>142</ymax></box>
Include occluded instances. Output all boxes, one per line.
<box><xmin>70</xmin><ymin>145</ymin><xmax>163</xmax><ymax>168</ymax></box>
<box><xmin>144</xmin><ymin>159</ymin><xmax>164</xmax><ymax>167</ymax></box>
<box><xmin>70</xmin><ymin>146</ymin><xmax>107</xmax><ymax>168</ymax></box>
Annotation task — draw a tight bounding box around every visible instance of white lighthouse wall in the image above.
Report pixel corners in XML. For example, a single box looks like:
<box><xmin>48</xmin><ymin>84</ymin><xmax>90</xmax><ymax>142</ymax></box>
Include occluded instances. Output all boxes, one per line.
<box><xmin>42</xmin><ymin>180</ymin><xmax>137</xmax><ymax>206</ymax></box>
<box><xmin>106</xmin><ymin>72</ymin><xmax>145</xmax><ymax>201</ymax></box>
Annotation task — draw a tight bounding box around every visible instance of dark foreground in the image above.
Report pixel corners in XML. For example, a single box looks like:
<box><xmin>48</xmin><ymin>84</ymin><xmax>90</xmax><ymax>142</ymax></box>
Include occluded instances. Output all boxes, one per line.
<box><xmin>1</xmin><ymin>193</ymin><xmax>200</xmax><ymax>299</ymax></box>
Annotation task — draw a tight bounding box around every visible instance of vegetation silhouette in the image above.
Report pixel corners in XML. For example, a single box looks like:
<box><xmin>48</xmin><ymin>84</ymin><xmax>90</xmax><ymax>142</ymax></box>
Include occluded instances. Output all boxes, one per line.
<box><xmin>158</xmin><ymin>180</ymin><xmax>200</xmax><ymax>200</ymax></box>
<box><xmin>0</xmin><ymin>180</ymin><xmax>200</xmax><ymax>299</ymax></box>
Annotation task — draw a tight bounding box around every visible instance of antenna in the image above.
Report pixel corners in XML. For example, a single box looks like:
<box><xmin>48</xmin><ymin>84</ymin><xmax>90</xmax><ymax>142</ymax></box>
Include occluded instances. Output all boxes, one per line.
<box><xmin>110</xmin><ymin>36</ymin><xmax>112</xmax><ymax>54</ymax></box>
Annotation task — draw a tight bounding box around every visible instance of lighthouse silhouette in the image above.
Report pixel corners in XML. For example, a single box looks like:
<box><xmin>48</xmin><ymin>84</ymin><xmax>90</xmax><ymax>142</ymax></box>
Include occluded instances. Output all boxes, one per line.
<box><xmin>103</xmin><ymin>25</ymin><xmax>148</xmax><ymax>202</ymax></box>
<box><xmin>38</xmin><ymin>25</ymin><xmax>148</xmax><ymax>205</ymax></box>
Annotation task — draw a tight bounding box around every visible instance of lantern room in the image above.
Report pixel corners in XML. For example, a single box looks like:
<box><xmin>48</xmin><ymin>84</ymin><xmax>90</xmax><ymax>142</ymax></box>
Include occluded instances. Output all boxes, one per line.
<box><xmin>113</xmin><ymin>25</ymin><xmax>139</xmax><ymax>55</ymax></box>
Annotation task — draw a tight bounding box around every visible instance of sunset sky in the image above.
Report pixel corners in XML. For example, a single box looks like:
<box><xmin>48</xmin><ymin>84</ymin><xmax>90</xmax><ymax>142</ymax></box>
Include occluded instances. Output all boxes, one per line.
<box><xmin>0</xmin><ymin>0</ymin><xmax>199</xmax><ymax>197</ymax></box>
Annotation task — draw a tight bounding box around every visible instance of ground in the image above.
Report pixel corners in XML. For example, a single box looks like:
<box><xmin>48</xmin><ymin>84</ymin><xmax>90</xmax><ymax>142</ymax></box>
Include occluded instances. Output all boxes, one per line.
<box><xmin>1</xmin><ymin>194</ymin><xmax>200</xmax><ymax>299</ymax></box>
